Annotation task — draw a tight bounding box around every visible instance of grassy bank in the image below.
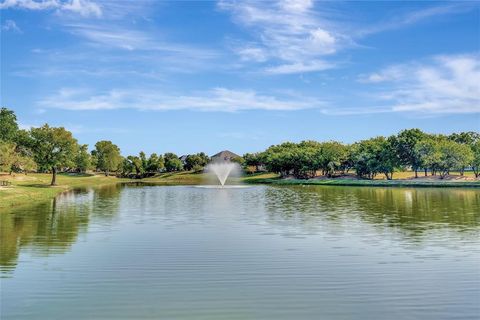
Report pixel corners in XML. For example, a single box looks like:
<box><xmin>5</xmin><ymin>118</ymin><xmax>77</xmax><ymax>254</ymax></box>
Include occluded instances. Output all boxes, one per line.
<box><xmin>0</xmin><ymin>173</ymin><xmax>130</xmax><ymax>210</ymax></box>
<box><xmin>2</xmin><ymin>171</ymin><xmax>479</xmax><ymax>212</ymax></box>
<box><xmin>245</xmin><ymin>176</ymin><xmax>480</xmax><ymax>188</ymax></box>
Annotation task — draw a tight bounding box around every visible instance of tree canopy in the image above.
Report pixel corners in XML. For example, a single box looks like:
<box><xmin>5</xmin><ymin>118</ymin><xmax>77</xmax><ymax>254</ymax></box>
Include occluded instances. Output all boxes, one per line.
<box><xmin>30</xmin><ymin>124</ymin><xmax>78</xmax><ymax>185</ymax></box>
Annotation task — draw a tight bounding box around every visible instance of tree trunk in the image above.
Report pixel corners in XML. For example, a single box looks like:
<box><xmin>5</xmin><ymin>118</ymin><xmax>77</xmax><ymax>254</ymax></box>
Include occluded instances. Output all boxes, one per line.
<box><xmin>460</xmin><ymin>168</ymin><xmax>464</xmax><ymax>176</ymax></box>
<box><xmin>424</xmin><ymin>168</ymin><xmax>427</xmax><ymax>176</ymax></box>
<box><xmin>51</xmin><ymin>167</ymin><xmax>57</xmax><ymax>186</ymax></box>
<box><xmin>414</xmin><ymin>169</ymin><xmax>418</xmax><ymax>178</ymax></box>
<box><xmin>105</xmin><ymin>170</ymin><xmax>108</xmax><ymax>177</ymax></box>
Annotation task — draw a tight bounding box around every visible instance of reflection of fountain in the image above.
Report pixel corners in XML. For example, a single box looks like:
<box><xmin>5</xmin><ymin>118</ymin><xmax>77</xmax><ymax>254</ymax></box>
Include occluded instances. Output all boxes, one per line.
<box><xmin>206</xmin><ymin>162</ymin><xmax>240</xmax><ymax>186</ymax></box>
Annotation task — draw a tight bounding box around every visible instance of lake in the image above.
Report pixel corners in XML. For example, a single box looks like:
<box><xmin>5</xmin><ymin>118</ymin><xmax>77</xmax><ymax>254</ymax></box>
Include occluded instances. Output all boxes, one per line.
<box><xmin>1</xmin><ymin>184</ymin><xmax>479</xmax><ymax>319</ymax></box>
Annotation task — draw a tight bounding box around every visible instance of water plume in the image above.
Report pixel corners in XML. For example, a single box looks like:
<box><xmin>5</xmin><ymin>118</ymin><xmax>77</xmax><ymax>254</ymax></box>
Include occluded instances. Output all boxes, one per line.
<box><xmin>206</xmin><ymin>162</ymin><xmax>241</xmax><ymax>186</ymax></box>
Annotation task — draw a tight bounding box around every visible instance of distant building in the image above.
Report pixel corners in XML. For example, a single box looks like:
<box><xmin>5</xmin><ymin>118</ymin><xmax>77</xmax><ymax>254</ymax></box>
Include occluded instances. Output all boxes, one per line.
<box><xmin>179</xmin><ymin>155</ymin><xmax>188</xmax><ymax>165</ymax></box>
<box><xmin>210</xmin><ymin>150</ymin><xmax>240</xmax><ymax>162</ymax></box>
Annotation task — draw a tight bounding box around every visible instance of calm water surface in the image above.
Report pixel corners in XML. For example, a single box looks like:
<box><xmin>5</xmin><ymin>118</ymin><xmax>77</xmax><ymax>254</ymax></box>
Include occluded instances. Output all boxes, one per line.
<box><xmin>1</xmin><ymin>184</ymin><xmax>479</xmax><ymax>319</ymax></box>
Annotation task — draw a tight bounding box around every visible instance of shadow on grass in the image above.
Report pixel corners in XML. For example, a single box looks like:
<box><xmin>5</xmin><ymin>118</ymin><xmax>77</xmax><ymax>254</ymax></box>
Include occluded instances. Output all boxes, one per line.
<box><xmin>59</xmin><ymin>173</ymin><xmax>94</xmax><ymax>177</ymax></box>
<box><xmin>20</xmin><ymin>183</ymin><xmax>55</xmax><ymax>188</ymax></box>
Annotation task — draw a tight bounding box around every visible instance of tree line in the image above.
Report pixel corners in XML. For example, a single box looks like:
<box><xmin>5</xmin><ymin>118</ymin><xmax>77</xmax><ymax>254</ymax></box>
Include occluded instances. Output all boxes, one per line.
<box><xmin>0</xmin><ymin>108</ymin><xmax>209</xmax><ymax>185</ymax></box>
<box><xmin>243</xmin><ymin>129</ymin><xmax>480</xmax><ymax>180</ymax></box>
<box><xmin>1</xmin><ymin>108</ymin><xmax>479</xmax><ymax>184</ymax></box>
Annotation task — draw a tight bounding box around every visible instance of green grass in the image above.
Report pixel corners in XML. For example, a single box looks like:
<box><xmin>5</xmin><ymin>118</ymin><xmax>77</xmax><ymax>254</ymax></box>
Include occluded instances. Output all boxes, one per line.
<box><xmin>141</xmin><ymin>171</ymin><xmax>209</xmax><ymax>185</ymax></box>
<box><xmin>246</xmin><ymin>177</ymin><xmax>480</xmax><ymax>188</ymax></box>
<box><xmin>2</xmin><ymin>170</ymin><xmax>479</xmax><ymax>212</ymax></box>
<box><xmin>0</xmin><ymin>173</ymin><xmax>130</xmax><ymax>210</ymax></box>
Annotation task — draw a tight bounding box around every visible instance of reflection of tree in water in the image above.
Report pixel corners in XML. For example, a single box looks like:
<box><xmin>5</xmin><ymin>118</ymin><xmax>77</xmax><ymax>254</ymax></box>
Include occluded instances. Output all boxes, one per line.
<box><xmin>0</xmin><ymin>184</ymin><xmax>122</xmax><ymax>273</ymax></box>
<box><xmin>264</xmin><ymin>186</ymin><xmax>480</xmax><ymax>240</ymax></box>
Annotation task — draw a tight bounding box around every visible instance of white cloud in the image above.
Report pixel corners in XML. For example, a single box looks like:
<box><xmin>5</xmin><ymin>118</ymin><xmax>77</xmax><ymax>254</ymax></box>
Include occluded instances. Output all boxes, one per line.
<box><xmin>265</xmin><ymin>60</ymin><xmax>334</xmax><ymax>75</ymax></box>
<box><xmin>219</xmin><ymin>0</ymin><xmax>343</xmax><ymax>74</ymax></box>
<box><xmin>236</xmin><ymin>46</ymin><xmax>268</xmax><ymax>62</ymax></box>
<box><xmin>0</xmin><ymin>0</ymin><xmax>102</xmax><ymax>17</ymax></box>
<box><xmin>360</xmin><ymin>54</ymin><xmax>480</xmax><ymax>114</ymax></box>
<box><xmin>1</xmin><ymin>19</ymin><xmax>21</xmax><ymax>32</ymax></box>
<box><xmin>39</xmin><ymin>87</ymin><xmax>322</xmax><ymax>112</ymax></box>
<box><xmin>356</xmin><ymin>3</ymin><xmax>477</xmax><ymax>37</ymax></box>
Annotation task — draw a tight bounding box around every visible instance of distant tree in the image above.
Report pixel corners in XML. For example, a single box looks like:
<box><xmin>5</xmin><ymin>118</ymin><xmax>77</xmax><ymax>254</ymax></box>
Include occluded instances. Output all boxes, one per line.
<box><xmin>146</xmin><ymin>153</ymin><xmax>165</xmax><ymax>173</ymax></box>
<box><xmin>471</xmin><ymin>140</ymin><xmax>480</xmax><ymax>178</ymax></box>
<box><xmin>120</xmin><ymin>157</ymin><xmax>135</xmax><ymax>176</ymax></box>
<box><xmin>437</xmin><ymin>139</ymin><xmax>473</xmax><ymax>179</ymax></box>
<box><xmin>30</xmin><ymin>124</ymin><xmax>78</xmax><ymax>185</ymax></box>
<box><xmin>395</xmin><ymin>128</ymin><xmax>426</xmax><ymax>178</ymax></box>
<box><xmin>243</xmin><ymin>152</ymin><xmax>263</xmax><ymax>172</ymax></box>
<box><xmin>92</xmin><ymin>140</ymin><xmax>122</xmax><ymax>176</ymax></box>
<box><xmin>127</xmin><ymin>155</ymin><xmax>144</xmax><ymax>176</ymax></box>
<box><xmin>414</xmin><ymin>137</ymin><xmax>440</xmax><ymax>176</ymax></box>
<box><xmin>184</xmin><ymin>153</ymin><xmax>209</xmax><ymax>172</ymax></box>
<box><xmin>352</xmin><ymin>136</ymin><xmax>400</xmax><ymax>180</ymax></box>
<box><xmin>164</xmin><ymin>153</ymin><xmax>183</xmax><ymax>172</ymax></box>
<box><xmin>448</xmin><ymin>131</ymin><xmax>480</xmax><ymax>145</ymax></box>
<box><xmin>0</xmin><ymin>141</ymin><xmax>17</xmax><ymax>173</ymax></box>
<box><xmin>316</xmin><ymin>141</ymin><xmax>348</xmax><ymax>177</ymax></box>
<box><xmin>0</xmin><ymin>107</ymin><xmax>19</xmax><ymax>142</ymax></box>
<box><xmin>139</xmin><ymin>151</ymin><xmax>148</xmax><ymax>172</ymax></box>
<box><xmin>75</xmin><ymin>144</ymin><xmax>91</xmax><ymax>173</ymax></box>
<box><xmin>448</xmin><ymin>132</ymin><xmax>480</xmax><ymax>175</ymax></box>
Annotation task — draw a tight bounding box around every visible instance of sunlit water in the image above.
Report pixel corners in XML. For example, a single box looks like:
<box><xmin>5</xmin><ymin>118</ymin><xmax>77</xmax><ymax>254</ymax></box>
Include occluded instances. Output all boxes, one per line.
<box><xmin>1</xmin><ymin>184</ymin><xmax>479</xmax><ymax>319</ymax></box>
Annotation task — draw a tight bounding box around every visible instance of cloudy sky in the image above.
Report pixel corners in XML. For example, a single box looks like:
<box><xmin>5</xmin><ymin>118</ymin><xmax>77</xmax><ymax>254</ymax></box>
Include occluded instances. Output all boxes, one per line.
<box><xmin>1</xmin><ymin>0</ymin><xmax>479</xmax><ymax>155</ymax></box>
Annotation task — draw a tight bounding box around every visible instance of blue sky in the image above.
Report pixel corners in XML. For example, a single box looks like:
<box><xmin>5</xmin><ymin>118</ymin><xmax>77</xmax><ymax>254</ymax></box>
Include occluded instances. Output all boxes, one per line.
<box><xmin>1</xmin><ymin>0</ymin><xmax>479</xmax><ymax>156</ymax></box>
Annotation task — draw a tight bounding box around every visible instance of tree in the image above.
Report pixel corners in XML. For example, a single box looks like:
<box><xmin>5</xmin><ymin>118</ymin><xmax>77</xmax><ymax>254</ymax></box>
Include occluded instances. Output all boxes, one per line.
<box><xmin>184</xmin><ymin>153</ymin><xmax>209</xmax><ymax>172</ymax></box>
<box><xmin>146</xmin><ymin>153</ymin><xmax>165</xmax><ymax>173</ymax></box>
<box><xmin>448</xmin><ymin>132</ymin><xmax>480</xmax><ymax>175</ymax></box>
<box><xmin>414</xmin><ymin>137</ymin><xmax>440</xmax><ymax>176</ymax></box>
<box><xmin>92</xmin><ymin>141</ymin><xmax>122</xmax><ymax>176</ymax></box>
<box><xmin>0</xmin><ymin>141</ymin><xmax>17</xmax><ymax>173</ymax></box>
<box><xmin>164</xmin><ymin>153</ymin><xmax>183</xmax><ymax>172</ymax></box>
<box><xmin>30</xmin><ymin>124</ymin><xmax>78</xmax><ymax>185</ymax></box>
<box><xmin>352</xmin><ymin>136</ymin><xmax>400</xmax><ymax>180</ymax></box>
<box><xmin>395</xmin><ymin>128</ymin><xmax>426</xmax><ymax>178</ymax></box>
<box><xmin>0</xmin><ymin>107</ymin><xmax>19</xmax><ymax>142</ymax></box>
<box><xmin>75</xmin><ymin>144</ymin><xmax>91</xmax><ymax>173</ymax></box>
<box><xmin>243</xmin><ymin>152</ymin><xmax>263</xmax><ymax>172</ymax></box>
<box><xmin>437</xmin><ymin>140</ymin><xmax>474</xmax><ymax>179</ymax></box>
<box><xmin>471</xmin><ymin>140</ymin><xmax>480</xmax><ymax>178</ymax></box>
<box><xmin>316</xmin><ymin>141</ymin><xmax>348</xmax><ymax>177</ymax></box>
<box><xmin>139</xmin><ymin>151</ymin><xmax>148</xmax><ymax>173</ymax></box>
<box><xmin>127</xmin><ymin>155</ymin><xmax>144</xmax><ymax>176</ymax></box>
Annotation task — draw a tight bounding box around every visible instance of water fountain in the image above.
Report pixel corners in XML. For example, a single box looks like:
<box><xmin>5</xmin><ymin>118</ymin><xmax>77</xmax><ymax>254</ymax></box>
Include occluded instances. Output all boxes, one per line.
<box><xmin>205</xmin><ymin>162</ymin><xmax>241</xmax><ymax>187</ymax></box>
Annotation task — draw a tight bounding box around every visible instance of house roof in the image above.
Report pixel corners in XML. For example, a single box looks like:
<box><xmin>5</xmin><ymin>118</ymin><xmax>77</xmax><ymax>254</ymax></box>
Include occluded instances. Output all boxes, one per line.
<box><xmin>210</xmin><ymin>150</ymin><xmax>240</xmax><ymax>161</ymax></box>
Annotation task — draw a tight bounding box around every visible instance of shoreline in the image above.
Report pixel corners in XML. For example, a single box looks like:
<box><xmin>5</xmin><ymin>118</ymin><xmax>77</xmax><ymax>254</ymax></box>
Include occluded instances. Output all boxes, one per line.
<box><xmin>2</xmin><ymin>172</ymin><xmax>479</xmax><ymax>211</ymax></box>
<box><xmin>244</xmin><ymin>177</ymin><xmax>480</xmax><ymax>188</ymax></box>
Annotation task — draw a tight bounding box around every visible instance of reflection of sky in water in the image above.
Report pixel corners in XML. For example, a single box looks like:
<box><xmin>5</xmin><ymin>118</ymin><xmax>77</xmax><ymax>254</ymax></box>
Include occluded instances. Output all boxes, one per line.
<box><xmin>1</xmin><ymin>185</ymin><xmax>479</xmax><ymax>319</ymax></box>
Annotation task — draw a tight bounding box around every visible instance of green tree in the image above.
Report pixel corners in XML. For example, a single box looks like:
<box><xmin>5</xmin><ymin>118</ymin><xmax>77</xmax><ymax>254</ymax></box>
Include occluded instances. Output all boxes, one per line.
<box><xmin>448</xmin><ymin>131</ymin><xmax>480</xmax><ymax>175</ymax></box>
<box><xmin>414</xmin><ymin>137</ymin><xmax>440</xmax><ymax>176</ymax></box>
<box><xmin>316</xmin><ymin>141</ymin><xmax>348</xmax><ymax>177</ymax></box>
<box><xmin>92</xmin><ymin>141</ymin><xmax>122</xmax><ymax>176</ymax></box>
<box><xmin>127</xmin><ymin>155</ymin><xmax>144</xmax><ymax>176</ymax></box>
<box><xmin>471</xmin><ymin>140</ymin><xmax>480</xmax><ymax>178</ymax></box>
<box><xmin>0</xmin><ymin>107</ymin><xmax>19</xmax><ymax>142</ymax></box>
<box><xmin>30</xmin><ymin>124</ymin><xmax>78</xmax><ymax>185</ymax></box>
<box><xmin>164</xmin><ymin>153</ymin><xmax>183</xmax><ymax>172</ymax></box>
<box><xmin>184</xmin><ymin>153</ymin><xmax>209</xmax><ymax>172</ymax></box>
<box><xmin>352</xmin><ymin>136</ymin><xmax>400</xmax><ymax>180</ymax></box>
<box><xmin>0</xmin><ymin>141</ymin><xmax>17</xmax><ymax>173</ymax></box>
<box><xmin>146</xmin><ymin>153</ymin><xmax>165</xmax><ymax>173</ymax></box>
<box><xmin>75</xmin><ymin>144</ymin><xmax>91</xmax><ymax>173</ymax></box>
<box><xmin>396</xmin><ymin>128</ymin><xmax>426</xmax><ymax>178</ymax></box>
<box><xmin>243</xmin><ymin>152</ymin><xmax>263</xmax><ymax>172</ymax></box>
<box><xmin>437</xmin><ymin>140</ymin><xmax>474</xmax><ymax>179</ymax></box>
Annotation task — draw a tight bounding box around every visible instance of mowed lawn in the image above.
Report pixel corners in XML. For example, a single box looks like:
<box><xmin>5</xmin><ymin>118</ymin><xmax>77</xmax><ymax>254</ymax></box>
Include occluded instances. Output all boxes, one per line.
<box><xmin>0</xmin><ymin>173</ymin><xmax>129</xmax><ymax>210</ymax></box>
<box><xmin>1</xmin><ymin>170</ymin><xmax>478</xmax><ymax>211</ymax></box>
